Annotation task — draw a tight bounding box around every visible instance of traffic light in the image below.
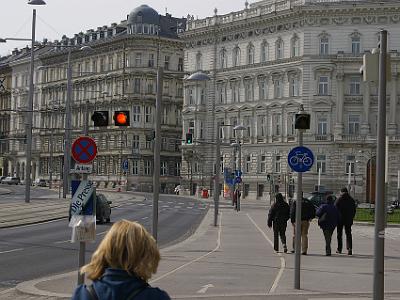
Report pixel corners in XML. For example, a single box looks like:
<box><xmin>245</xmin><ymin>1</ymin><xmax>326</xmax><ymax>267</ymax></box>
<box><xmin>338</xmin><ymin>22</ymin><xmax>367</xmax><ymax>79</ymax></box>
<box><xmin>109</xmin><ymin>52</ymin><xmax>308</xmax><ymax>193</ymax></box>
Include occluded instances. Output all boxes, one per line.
<box><xmin>113</xmin><ymin>111</ymin><xmax>130</xmax><ymax>126</ymax></box>
<box><xmin>91</xmin><ymin>111</ymin><xmax>109</xmax><ymax>127</ymax></box>
<box><xmin>186</xmin><ymin>132</ymin><xmax>193</xmax><ymax>144</ymax></box>
<box><xmin>295</xmin><ymin>113</ymin><xmax>310</xmax><ymax>130</ymax></box>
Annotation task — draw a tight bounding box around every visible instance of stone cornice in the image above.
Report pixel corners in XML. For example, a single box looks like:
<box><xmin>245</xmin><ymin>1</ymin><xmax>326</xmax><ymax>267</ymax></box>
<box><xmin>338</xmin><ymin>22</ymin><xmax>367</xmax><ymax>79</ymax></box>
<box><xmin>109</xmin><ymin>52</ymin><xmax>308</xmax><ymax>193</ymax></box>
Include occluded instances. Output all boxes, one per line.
<box><xmin>183</xmin><ymin>5</ymin><xmax>400</xmax><ymax>46</ymax></box>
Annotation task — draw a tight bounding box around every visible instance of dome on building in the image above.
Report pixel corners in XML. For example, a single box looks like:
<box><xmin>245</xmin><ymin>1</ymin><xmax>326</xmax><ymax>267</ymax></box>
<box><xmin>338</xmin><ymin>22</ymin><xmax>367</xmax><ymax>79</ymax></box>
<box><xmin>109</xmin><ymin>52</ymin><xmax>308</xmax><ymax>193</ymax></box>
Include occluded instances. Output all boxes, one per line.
<box><xmin>127</xmin><ymin>5</ymin><xmax>160</xmax><ymax>26</ymax></box>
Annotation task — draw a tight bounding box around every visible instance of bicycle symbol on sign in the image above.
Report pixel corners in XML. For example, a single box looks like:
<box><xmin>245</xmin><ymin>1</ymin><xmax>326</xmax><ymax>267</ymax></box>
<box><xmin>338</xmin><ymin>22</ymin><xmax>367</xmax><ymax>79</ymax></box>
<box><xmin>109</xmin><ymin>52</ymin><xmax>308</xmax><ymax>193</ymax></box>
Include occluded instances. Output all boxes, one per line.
<box><xmin>289</xmin><ymin>151</ymin><xmax>313</xmax><ymax>167</ymax></box>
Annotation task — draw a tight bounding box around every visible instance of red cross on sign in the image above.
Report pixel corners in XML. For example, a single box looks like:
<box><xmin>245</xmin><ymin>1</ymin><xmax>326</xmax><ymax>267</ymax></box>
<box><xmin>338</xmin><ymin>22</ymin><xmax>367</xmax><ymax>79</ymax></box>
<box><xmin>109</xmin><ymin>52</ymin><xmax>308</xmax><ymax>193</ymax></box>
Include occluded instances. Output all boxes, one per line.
<box><xmin>71</xmin><ymin>136</ymin><xmax>98</xmax><ymax>164</ymax></box>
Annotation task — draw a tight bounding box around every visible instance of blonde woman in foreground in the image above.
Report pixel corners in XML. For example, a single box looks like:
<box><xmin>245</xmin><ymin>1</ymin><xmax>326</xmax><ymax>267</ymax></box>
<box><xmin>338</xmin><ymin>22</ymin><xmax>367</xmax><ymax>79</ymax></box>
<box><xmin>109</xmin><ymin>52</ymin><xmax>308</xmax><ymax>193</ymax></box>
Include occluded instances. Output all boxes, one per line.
<box><xmin>71</xmin><ymin>220</ymin><xmax>171</xmax><ymax>300</ymax></box>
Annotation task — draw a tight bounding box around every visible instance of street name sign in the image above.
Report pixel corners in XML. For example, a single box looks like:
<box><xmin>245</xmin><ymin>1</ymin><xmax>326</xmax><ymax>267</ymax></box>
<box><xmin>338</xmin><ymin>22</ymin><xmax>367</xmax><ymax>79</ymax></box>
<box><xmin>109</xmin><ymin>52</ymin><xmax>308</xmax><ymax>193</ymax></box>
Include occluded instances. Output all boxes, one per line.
<box><xmin>71</xmin><ymin>164</ymin><xmax>93</xmax><ymax>174</ymax></box>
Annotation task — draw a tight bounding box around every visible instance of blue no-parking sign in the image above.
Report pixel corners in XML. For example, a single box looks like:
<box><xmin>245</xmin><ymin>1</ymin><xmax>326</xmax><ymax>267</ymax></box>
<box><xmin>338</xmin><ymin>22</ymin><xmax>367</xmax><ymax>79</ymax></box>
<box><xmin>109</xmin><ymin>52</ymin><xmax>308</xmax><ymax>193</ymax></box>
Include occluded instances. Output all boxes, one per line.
<box><xmin>288</xmin><ymin>146</ymin><xmax>314</xmax><ymax>173</ymax></box>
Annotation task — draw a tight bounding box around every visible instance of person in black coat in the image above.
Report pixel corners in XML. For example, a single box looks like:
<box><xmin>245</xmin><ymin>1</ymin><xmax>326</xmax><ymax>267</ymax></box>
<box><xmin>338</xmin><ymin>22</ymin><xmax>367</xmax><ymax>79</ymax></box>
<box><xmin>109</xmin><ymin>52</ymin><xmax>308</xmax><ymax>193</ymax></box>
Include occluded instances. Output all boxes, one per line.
<box><xmin>267</xmin><ymin>193</ymin><xmax>290</xmax><ymax>253</ymax></box>
<box><xmin>290</xmin><ymin>197</ymin><xmax>316</xmax><ymax>255</ymax></box>
<box><xmin>335</xmin><ymin>187</ymin><xmax>357</xmax><ymax>255</ymax></box>
<box><xmin>316</xmin><ymin>195</ymin><xmax>341</xmax><ymax>256</ymax></box>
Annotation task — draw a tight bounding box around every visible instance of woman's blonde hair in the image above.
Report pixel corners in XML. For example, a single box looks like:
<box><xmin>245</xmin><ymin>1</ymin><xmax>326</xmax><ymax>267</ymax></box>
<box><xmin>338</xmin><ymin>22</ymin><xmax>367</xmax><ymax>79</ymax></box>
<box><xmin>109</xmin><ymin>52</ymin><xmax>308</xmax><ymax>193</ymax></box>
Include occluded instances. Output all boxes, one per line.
<box><xmin>81</xmin><ymin>219</ymin><xmax>160</xmax><ymax>281</ymax></box>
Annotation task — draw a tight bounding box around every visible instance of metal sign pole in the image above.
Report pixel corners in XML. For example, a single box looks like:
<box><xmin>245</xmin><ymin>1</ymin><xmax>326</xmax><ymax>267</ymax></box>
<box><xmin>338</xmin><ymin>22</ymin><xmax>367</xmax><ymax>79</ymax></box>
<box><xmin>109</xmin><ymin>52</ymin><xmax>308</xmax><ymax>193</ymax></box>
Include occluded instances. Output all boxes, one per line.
<box><xmin>294</xmin><ymin>129</ymin><xmax>303</xmax><ymax>289</ymax></box>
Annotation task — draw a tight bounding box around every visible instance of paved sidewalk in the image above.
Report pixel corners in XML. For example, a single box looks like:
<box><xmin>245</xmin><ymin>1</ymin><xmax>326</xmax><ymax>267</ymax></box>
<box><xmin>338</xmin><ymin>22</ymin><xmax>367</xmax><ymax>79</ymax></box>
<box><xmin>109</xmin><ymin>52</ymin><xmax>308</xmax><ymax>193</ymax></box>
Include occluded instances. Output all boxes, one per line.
<box><xmin>0</xmin><ymin>196</ymin><xmax>398</xmax><ymax>300</ymax></box>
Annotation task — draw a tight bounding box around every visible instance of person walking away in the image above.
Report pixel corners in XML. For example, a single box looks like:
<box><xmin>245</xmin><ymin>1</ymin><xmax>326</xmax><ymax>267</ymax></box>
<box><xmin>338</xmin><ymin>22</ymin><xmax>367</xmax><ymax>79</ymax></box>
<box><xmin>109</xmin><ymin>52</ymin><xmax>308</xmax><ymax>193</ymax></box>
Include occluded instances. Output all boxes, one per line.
<box><xmin>71</xmin><ymin>219</ymin><xmax>171</xmax><ymax>300</ymax></box>
<box><xmin>267</xmin><ymin>193</ymin><xmax>290</xmax><ymax>253</ymax></box>
<box><xmin>316</xmin><ymin>195</ymin><xmax>341</xmax><ymax>256</ymax></box>
<box><xmin>290</xmin><ymin>197</ymin><xmax>316</xmax><ymax>255</ymax></box>
<box><xmin>335</xmin><ymin>187</ymin><xmax>356</xmax><ymax>255</ymax></box>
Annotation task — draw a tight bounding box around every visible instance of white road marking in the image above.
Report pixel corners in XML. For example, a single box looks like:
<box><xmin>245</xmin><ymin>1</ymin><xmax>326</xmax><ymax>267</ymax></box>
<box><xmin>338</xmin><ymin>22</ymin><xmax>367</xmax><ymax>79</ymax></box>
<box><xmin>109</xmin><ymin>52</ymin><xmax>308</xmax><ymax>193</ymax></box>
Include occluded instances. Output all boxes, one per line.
<box><xmin>246</xmin><ymin>213</ymin><xmax>285</xmax><ymax>294</ymax></box>
<box><xmin>150</xmin><ymin>213</ymin><xmax>222</xmax><ymax>284</ymax></box>
<box><xmin>54</xmin><ymin>240</ymin><xmax>70</xmax><ymax>244</ymax></box>
<box><xmin>196</xmin><ymin>284</ymin><xmax>214</xmax><ymax>294</ymax></box>
<box><xmin>187</xmin><ymin>207</ymin><xmax>193</xmax><ymax>209</ymax></box>
<box><xmin>142</xmin><ymin>217</ymin><xmax>149</xmax><ymax>220</ymax></box>
<box><xmin>0</xmin><ymin>248</ymin><xmax>23</xmax><ymax>254</ymax></box>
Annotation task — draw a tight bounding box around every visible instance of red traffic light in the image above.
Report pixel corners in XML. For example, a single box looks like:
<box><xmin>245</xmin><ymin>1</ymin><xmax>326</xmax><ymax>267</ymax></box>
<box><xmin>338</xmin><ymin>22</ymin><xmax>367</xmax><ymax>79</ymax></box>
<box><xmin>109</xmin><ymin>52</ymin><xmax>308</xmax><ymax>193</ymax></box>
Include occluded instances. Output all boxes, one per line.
<box><xmin>113</xmin><ymin>111</ymin><xmax>130</xmax><ymax>126</ymax></box>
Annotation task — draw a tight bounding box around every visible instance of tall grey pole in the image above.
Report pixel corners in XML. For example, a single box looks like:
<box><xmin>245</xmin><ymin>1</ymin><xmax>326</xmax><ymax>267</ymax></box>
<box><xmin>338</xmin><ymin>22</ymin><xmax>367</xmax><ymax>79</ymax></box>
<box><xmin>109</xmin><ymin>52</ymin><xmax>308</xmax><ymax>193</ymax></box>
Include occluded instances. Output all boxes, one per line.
<box><xmin>294</xmin><ymin>128</ymin><xmax>303</xmax><ymax>289</ymax></box>
<box><xmin>25</xmin><ymin>9</ymin><xmax>37</xmax><ymax>203</ymax></box>
<box><xmin>152</xmin><ymin>66</ymin><xmax>163</xmax><ymax>241</ymax></box>
<box><xmin>77</xmin><ymin>100</ymin><xmax>90</xmax><ymax>285</ymax></box>
<box><xmin>49</xmin><ymin>127</ymin><xmax>53</xmax><ymax>189</ymax></box>
<box><xmin>373</xmin><ymin>29</ymin><xmax>387</xmax><ymax>300</ymax></box>
<box><xmin>63</xmin><ymin>48</ymin><xmax>73</xmax><ymax>198</ymax></box>
<box><xmin>237</xmin><ymin>141</ymin><xmax>242</xmax><ymax>211</ymax></box>
<box><xmin>214</xmin><ymin>123</ymin><xmax>221</xmax><ymax>226</ymax></box>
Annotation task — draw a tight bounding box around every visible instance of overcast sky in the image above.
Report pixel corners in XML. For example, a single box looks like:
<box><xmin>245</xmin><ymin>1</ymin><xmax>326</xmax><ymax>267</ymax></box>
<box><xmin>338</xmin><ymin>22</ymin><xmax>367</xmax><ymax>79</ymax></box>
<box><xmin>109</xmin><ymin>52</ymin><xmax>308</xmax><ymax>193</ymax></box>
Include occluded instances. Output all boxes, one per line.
<box><xmin>0</xmin><ymin>0</ymin><xmax>247</xmax><ymax>56</ymax></box>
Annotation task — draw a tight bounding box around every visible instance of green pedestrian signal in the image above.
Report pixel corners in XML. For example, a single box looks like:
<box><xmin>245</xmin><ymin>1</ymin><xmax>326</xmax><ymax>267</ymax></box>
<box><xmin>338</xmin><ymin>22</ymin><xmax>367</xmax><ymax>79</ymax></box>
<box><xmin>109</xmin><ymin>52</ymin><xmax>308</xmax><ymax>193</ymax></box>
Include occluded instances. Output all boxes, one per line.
<box><xmin>186</xmin><ymin>133</ymin><xmax>193</xmax><ymax>144</ymax></box>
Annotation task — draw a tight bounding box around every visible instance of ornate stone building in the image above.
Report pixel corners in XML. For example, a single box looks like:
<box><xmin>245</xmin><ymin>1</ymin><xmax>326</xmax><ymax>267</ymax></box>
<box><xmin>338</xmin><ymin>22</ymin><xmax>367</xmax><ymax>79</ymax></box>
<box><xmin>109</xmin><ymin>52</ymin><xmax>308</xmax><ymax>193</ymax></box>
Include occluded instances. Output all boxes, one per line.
<box><xmin>4</xmin><ymin>5</ymin><xmax>186</xmax><ymax>192</ymax></box>
<box><xmin>181</xmin><ymin>0</ymin><xmax>400</xmax><ymax>201</ymax></box>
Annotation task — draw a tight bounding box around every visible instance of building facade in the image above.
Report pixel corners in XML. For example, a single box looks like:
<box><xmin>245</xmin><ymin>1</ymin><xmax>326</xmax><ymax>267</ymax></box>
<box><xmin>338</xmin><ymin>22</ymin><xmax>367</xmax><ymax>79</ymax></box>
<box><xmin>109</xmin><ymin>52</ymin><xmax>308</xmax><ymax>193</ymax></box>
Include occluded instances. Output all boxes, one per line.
<box><xmin>181</xmin><ymin>0</ymin><xmax>400</xmax><ymax>201</ymax></box>
<box><xmin>4</xmin><ymin>5</ymin><xmax>186</xmax><ymax>193</ymax></box>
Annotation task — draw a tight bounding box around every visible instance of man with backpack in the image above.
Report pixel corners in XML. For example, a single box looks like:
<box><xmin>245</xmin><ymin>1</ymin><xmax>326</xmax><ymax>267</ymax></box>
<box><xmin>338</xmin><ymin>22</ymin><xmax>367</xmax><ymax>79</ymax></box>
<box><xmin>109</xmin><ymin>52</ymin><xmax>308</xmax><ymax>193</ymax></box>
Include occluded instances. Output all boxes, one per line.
<box><xmin>267</xmin><ymin>193</ymin><xmax>290</xmax><ymax>253</ymax></box>
<box><xmin>290</xmin><ymin>197</ymin><xmax>316</xmax><ymax>255</ymax></box>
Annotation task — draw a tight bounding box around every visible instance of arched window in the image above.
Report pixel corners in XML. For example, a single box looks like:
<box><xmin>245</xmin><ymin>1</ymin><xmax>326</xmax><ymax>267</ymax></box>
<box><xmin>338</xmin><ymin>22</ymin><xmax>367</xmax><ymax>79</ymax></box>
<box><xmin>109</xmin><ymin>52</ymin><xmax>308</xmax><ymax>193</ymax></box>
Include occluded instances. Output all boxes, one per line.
<box><xmin>261</xmin><ymin>41</ymin><xmax>269</xmax><ymax>62</ymax></box>
<box><xmin>233</xmin><ymin>46</ymin><xmax>241</xmax><ymax>67</ymax></box>
<box><xmin>291</xmin><ymin>36</ymin><xmax>300</xmax><ymax>57</ymax></box>
<box><xmin>219</xmin><ymin>48</ymin><xmax>227</xmax><ymax>69</ymax></box>
<box><xmin>350</xmin><ymin>32</ymin><xmax>362</xmax><ymax>55</ymax></box>
<box><xmin>320</xmin><ymin>36</ymin><xmax>329</xmax><ymax>55</ymax></box>
<box><xmin>195</xmin><ymin>52</ymin><xmax>203</xmax><ymax>70</ymax></box>
<box><xmin>247</xmin><ymin>43</ymin><xmax>255</xmax><ymax>64</ymax></box>
<box><xmin>276</xmin><ymin>38</ymin><xmax>284</xmax><ymax>59</ymax></box>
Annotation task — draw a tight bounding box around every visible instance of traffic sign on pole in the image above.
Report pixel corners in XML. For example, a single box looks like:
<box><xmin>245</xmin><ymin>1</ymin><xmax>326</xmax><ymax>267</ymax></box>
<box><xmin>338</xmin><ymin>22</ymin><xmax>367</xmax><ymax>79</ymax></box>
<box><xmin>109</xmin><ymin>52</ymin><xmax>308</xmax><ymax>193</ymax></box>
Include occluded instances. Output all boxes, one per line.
<box><xmin>71</xmin><ymin>136</ymin><xmax>97</xmax><ymax>164</ymax></box>
<box><xmin>288</xmin><ymin>146</ymin><xmax>314</xmax><ymax>173</ymax></box>
<box><xmin>122</xmin><ymin>160</ymin><xmax>129</xmax><ymax>171</ymax></box>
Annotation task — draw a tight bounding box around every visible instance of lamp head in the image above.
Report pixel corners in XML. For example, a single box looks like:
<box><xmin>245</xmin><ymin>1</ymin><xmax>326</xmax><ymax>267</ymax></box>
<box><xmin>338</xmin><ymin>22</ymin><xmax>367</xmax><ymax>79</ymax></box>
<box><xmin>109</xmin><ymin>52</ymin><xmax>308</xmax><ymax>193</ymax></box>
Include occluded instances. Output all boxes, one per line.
<box><xmin>186</xmin><ymin>71</ymin><xmax>210</xmax><ymax>81</ymax></box>
<box><xmin>28</xmin><ymin>0</ymin><xmax>46</xmax><ymax>5</ymax></box>
<box><xmin>233</xmin><ymin>125</ymin><xmax>246</xmax><ymax>131</ymax></box>
<box><xmin>0</xmin><ymin>38</ymin><xmax>6</xmax><ymax>43</ymax></box>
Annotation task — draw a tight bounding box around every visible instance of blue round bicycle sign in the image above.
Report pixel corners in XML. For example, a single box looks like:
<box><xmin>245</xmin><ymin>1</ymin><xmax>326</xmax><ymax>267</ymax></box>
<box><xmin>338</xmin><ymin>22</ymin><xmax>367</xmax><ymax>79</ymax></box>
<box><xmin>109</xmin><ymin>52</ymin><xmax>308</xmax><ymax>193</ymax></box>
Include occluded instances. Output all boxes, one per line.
<box><xmin>288</xmin><ymin>146</ymin><xmax>314</xmax><ymax>173</ymax></box>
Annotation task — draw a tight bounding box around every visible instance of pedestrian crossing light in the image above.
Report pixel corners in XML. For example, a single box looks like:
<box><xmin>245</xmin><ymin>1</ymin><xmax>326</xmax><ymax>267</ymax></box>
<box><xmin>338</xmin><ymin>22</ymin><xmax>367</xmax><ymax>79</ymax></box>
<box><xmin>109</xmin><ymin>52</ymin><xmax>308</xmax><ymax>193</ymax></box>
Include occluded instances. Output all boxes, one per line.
<box><xmin>295</xmin><ymin>113</ymin><xmax>310</xmax><ymax>130</ymax></box>
<box><xmin>91</xmin><ymin>111</ymin><xmax>109</xmax><ymax>127</ymax></box>
<box><xmin>113</xmin><ymin>111</ymin><xmax>130</xmax><ymax>126</ymax></box>
<box><xmin>186</xmin><ymin>133</ymin><xmax>193</xmax><ymax>144</ymax></box>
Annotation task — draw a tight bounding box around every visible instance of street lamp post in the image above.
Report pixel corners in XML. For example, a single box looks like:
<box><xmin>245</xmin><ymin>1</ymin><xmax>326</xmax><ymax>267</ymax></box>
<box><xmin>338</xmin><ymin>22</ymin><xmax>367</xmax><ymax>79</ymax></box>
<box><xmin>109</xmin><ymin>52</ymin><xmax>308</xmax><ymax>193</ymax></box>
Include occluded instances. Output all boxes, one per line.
<box><xmin>1</xmin><ymin>0</ymin><xmax>47</xmax><ymax>203</ymax></box>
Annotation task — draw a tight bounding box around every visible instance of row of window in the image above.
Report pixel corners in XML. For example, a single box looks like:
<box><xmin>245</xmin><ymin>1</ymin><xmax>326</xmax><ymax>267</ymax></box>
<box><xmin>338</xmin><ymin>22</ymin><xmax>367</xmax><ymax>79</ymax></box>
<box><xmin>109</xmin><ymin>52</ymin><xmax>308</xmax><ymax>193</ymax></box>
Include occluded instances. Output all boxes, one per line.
<box><xmin>216</xmin><ymin>154</ymin><xmax>357</xmax><ymax>175</ymax></box>
<box><xmin>186</xmin><ymin>114</ymin><xmax>362</xmax><ymax>138</ymax></box>
<box><xmin>41</xmin><ymin>53</ymin><xmax>183</xmax><ymax>83</ymax></box>
<box><xmin>197</xmin><ymin>32</ymin><xmax>369</xmax><ymax>70</ymax></box>
<box><xmin>186</xmin><ymin>75</ymin><xmax>363</xmax><ymax>106</ymax></box>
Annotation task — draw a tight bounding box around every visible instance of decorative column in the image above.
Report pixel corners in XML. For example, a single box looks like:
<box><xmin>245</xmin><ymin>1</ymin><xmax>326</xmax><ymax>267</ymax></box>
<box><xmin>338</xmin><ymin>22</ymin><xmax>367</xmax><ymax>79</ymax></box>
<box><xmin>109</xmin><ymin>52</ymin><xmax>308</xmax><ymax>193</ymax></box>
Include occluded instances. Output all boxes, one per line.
<box><xmin>283</xmin><ymin>107</ymin><xmax>288</xmax><ymax>143</ymax></box>
<box><xmin>360</xmin><ymin>81</ymin><xmax>371</xmax><ymax>136</ymax></box>
<box><xmin>334</xmin><ymin>73</ymin><xmax>344</xmax><ymax>140</ymax></box>
<box><xmin>388</xmin><ymin>73</ymin><xmax>398</xmax><ymax>136</ymax></box>
<box><xmin>267</xmin><ymin>110</ymin><xmax>273</xmax><ymax>143</ymax></box>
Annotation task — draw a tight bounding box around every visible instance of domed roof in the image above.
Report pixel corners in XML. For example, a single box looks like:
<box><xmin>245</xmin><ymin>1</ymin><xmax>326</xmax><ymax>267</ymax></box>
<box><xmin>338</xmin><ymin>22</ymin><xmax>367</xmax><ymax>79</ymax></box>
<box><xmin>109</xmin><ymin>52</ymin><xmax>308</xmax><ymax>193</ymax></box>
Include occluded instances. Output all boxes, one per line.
<box><xmin>127</xmin><ymin>5</ymin><xmax>160</xmax><ymax>25</ymax></box>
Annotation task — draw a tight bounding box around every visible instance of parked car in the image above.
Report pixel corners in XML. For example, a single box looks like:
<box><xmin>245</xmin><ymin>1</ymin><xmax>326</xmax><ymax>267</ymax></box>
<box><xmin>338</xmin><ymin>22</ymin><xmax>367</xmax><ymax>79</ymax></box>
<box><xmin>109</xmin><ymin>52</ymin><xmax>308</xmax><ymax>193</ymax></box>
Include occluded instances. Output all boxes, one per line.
<box><xmin>306</xmin><ymin>190</ymin><xmax>336</xmax><ymax>208</ymax></box>
<box><xmin>68</xmin><ymin>193</ymin><xmax>112</xmax><ymax>223</ymax></box>
<box><xmin>0</xmin><ymin>176</ymin><xmax>6</xmax><ymax>183</ymax></box>
<box><xmin>36</xmin><ymin>179</ymin><xmax>47</xmax><ymax>187</ymax></box>
<box><xmin>3</xmin><ymin>176</ymin><xmax>20</xmax><ymax>185</ymax></box>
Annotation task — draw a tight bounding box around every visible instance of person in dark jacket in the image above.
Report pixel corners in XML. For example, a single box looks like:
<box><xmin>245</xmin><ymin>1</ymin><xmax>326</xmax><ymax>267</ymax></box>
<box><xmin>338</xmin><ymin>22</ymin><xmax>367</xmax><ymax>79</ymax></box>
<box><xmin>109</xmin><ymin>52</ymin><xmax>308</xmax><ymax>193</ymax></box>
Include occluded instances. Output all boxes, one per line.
<box><xmin>267</xmin><ymin>193</ymin><xmax>290</xmax><ymax>253</ymax></box>
<box><xmin>71</xmin><ymin>220</ymin><xmax>171</xmax><ymax>300</ymax></box>
<box><xmin>316</xmin><ymin>195</ymin><xmax>341</xmax><ymax>256</ymax></box>
<box><xmin>290</xmin><ymin>197</ymin><xmax>316</xmax><ymax>255</ymax></box>
<box><xmin>335</xmin><ymin>187</ymin><xmax>357</xmax><ymax>255</ymax></box>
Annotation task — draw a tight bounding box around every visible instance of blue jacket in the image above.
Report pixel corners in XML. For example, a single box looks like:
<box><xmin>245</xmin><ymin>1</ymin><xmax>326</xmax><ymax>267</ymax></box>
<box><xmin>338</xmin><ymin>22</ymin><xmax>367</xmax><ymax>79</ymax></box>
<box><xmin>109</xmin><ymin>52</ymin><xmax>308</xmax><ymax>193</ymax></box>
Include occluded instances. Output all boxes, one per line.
<box><xmin>316</xmin><ymin>203</ymin><xmax>341</xmax><ymax>231</ymax></box>
<box><xmin>71</xmin><ymin>268</ymin><xmax>171</xmax><ymax>300</ymax></box>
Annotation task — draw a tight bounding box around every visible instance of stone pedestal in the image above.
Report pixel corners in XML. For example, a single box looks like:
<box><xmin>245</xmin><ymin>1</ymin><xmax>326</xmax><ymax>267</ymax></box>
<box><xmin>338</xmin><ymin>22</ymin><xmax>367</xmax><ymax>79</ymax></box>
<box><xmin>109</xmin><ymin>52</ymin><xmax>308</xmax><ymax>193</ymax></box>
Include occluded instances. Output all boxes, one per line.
<box><xmin>334</xmin><ymin>123</ymin><xmax>344</xmax><ymax>140</ymax></box>
<box><xmin>388</xmin><ymin>123</ymin><xmax>398</xmax><ymax>136</ymax></box>
<box><xmin>360</xmin><ymin>123</ymin><xmax>370</xmax><ymax>136</ymax></box>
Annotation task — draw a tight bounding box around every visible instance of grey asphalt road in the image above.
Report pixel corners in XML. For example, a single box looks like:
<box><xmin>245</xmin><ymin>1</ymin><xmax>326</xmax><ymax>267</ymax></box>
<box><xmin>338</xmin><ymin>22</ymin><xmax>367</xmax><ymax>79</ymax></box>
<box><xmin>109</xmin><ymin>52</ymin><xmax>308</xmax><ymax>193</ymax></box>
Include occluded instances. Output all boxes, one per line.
<box><xmin>0</xmin><ymin>190</ymin><xmax>208</xmax><ymax>290</ymax></box>
<box><xmin>0</xmin><ymin>184</ymin><xmax>59</xmax><ymax>200</ymax></box>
